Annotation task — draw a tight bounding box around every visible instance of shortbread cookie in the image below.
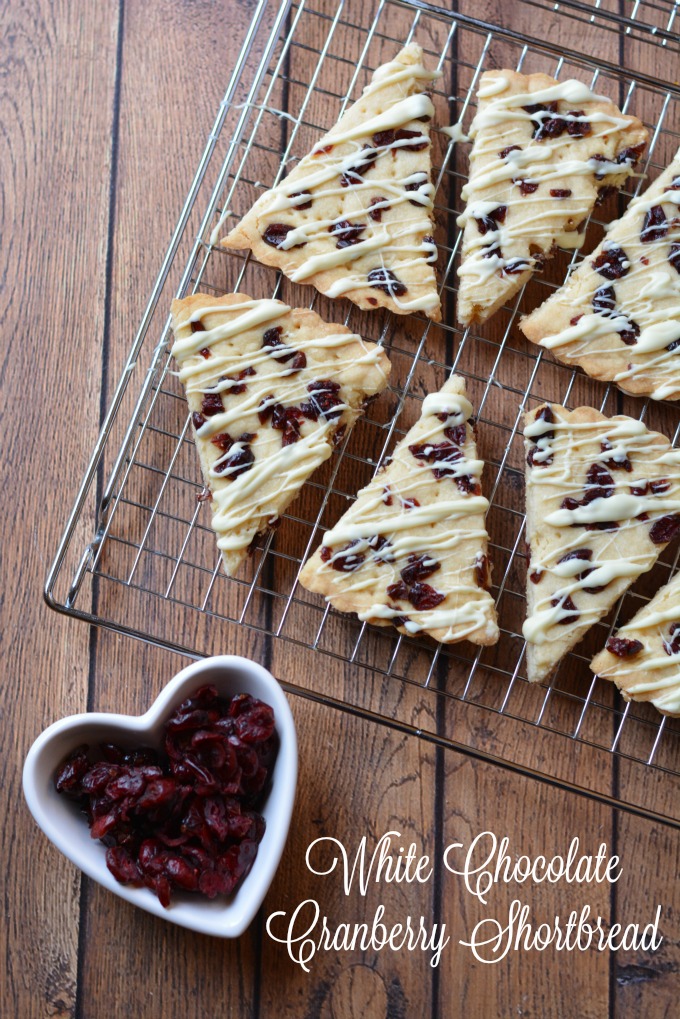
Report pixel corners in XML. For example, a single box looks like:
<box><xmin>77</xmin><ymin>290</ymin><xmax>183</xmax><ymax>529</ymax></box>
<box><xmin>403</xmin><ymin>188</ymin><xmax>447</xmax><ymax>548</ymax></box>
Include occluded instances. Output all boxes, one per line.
<box><xmin>299</xmin><ymin>376</ymin><xmax>499</xmax><ymax>645</ymax></box>
<box><xmin>457</xmin><ymin>70</ymin><xmax>647</xmax><ymax>326</ymax></box>
<box><xmin>170</xmin><ymin>293</ymin><xmax>391</xmax><ymax>576</ymax></box>
<box><xmin>524</xmin><ymin>402</ymin><xmax>680</xmax><ymax>684</ymax></box>
<box><xmin>522</xmin><ymin>148</ymin><xmax>680</xmax><ymax>400</ymax></box>
<box><xmin>222</xmin><ymin>44</ymin><xmax>441</xmax><ymax>321</ymax></box>
<box><xmin>591</xmin><ymin>571</ymin><xmax>680</xmax><ymax>716</ymax></box>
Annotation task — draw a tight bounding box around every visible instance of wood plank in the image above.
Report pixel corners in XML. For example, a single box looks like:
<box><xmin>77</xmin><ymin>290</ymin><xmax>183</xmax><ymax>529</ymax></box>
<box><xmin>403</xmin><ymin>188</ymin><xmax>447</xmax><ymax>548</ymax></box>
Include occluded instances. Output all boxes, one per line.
<box><xmin>76</xmin><ymin>1</ymin><xmax>275</xmax><ymax>1015</ymax></box>
<box><xmin>0</xmin><ymin>0</ymin><xmax>120</xmax><ymax>1016</ymax></box>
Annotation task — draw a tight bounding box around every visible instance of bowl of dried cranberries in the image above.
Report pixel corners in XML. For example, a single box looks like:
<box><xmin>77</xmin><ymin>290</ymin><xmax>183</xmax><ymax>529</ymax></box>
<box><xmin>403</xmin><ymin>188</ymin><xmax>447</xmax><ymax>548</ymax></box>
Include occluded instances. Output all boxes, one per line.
<box><xmin>22</xmin><ymin>656</ymin><xmax>297</xmax><ymax>937</ymax></box>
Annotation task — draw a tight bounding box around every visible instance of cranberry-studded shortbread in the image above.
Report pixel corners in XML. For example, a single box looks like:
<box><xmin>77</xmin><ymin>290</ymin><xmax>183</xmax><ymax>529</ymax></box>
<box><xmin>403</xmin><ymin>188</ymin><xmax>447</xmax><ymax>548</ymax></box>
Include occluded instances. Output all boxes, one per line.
<box><xmin>222</xmin><ymin>44</ymin><xmax>441</xmax><ymax>320</ymax></box>
<box><xmin>522</xmin><ymin>148</ymin><xmax>680</xmax><ymax>400</ymax></box>
<box><xmin>524</xmin><ymin>403</ymin><xmax>680</xmax><ymax>684</ymax></box>
<box><xmin>457</xmin><ymin>70</ymin><xmax>647</xmax><ymax>326</ymax></box>
<box><xmin>591</xmin><ymin>571</ymin><xmax>680</xmax><ymax>716</ymax></box>
<box><xmin>299</xmin><ymin>376</ymin><xmax>499</xmax><ymax>645</ymax></box>
<box><xmin>170</xmin><ymin>293</ymin><xmax>391</xmax><ymax>576</ymax></box>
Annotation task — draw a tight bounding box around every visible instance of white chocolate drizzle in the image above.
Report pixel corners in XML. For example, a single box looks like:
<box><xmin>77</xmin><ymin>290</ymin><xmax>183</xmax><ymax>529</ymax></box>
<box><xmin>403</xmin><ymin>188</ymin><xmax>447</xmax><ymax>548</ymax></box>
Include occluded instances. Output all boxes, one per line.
<box><xmin>457</xmin><ymin>70</ymin><xmax>646</xmax><ymax>324</ymax></box>
<box><xmin>523</xmin><ymin>147</ymin><xmax>680</xmax><ymax>401</ymax></box>
<box><xmin>223</xmin><ymin>45</ymin><xmax>441</xmax><ymax>317</ymax></box>
<box><xmin>170</xmin><ymin>296</ymin><xmax>390</xmax><ymax>574</ymax></box>
<box><xmin>592</xmin><ymin>572</ymin><xmax>680</xmax><ymax>714</ymax></box>
<box><xmin>300</xmin><ymin>377</ymin><xmax>498</xmax><ymax>645</ymax></box>
<box><xmin>523</xmin><ymin>404</ymin><xmax>680</xmax><ymax>673</ymax></box>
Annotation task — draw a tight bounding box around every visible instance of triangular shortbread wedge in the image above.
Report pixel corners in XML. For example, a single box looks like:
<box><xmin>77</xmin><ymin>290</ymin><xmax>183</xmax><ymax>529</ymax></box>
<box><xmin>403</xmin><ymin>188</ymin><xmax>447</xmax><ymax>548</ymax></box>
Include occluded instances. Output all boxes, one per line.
<box><xmin>522</xmin><ymin>148</ymin><xmax>680</xmax><ymax>400</ymax></box>
<box><xmin>299</xmin><ymin>376</ymin><xmax>499</xmax><ymax>645</ymax></box>
<box><xmin>591</xmin><ymin>572</ymin><xmax>680</xmax><ymax>716</ymax></box>
<box><xmin>170</xmin><ymin>293</ymin><xmax>391</xmax><ymax>576</ymax></box>
<box><xmin>222</xmin><ymin>44</ymin><xmax>441</xmax><ymax>321</ymax></box>
<box><xmin>457</xmin><ymin>69</ymin><xmax>647</xmax><ymax>326</ymax></box>
<box><xmin>523</xmin><ymin>402</ymin><xmax>680</xmax><ymax>684</ymax></box>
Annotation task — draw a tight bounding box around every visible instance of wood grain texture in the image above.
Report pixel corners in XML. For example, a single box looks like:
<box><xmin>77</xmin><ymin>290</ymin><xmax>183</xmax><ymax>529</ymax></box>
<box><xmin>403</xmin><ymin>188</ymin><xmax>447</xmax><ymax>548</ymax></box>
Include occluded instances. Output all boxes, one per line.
<box><xmin>1</xmin><ymin>0</ymin><xmax>120</xmax><ymax>1015</ymax></box>
<box><xmin>4</xmin><ymin>1</ymin><xmax>680</xmax><ymax>1017</ymax></box>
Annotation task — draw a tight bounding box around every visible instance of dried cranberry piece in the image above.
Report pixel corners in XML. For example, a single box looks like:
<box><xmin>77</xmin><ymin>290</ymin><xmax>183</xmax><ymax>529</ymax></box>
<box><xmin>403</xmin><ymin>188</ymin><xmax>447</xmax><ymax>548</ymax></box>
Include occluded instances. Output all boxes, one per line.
<box><xmin>320</xmin><ymin>546</ymin><xmax>331</xmax><ymax>562</ymax></box>
<box><xmin>191</xmin><ymin>320</ymin><xmax>205</xmax><ymax>334</ymax></box>
<box><xmin>560</xmin><ymin>497</ymin><xmax>580</xmax><ymax>511</ymax></box>
<box><xmin>301</xmin><ymin>379</ymin><xmax>343</xmax><ymax>421</ymax></box>
<box><xmin>504</xmin><ymin>257</ymin><xmax>532</xmax><ymax>275</ymax></box>
<box><xmin>329</xmin><ymin>220</ymin><xmax>365</xmax><ymax>248</ymax></box>
<box><xmin>669</xmin><ymin>243</ymin><xmax>680</xmax><ymax>275</ymax></box>
<box><xmin>368</xmin><ymin>197</ymin><xmax>388</xmax><ymax>221</ymax></box>
<box><xmin>592</xmin><ymin>285</ymin><xmax>616</xmax><ymax>315</ymax></box>
<box><xmin>382</xmin><ymin>487</ymin><xmax>393</xmax><ymax>506</ymax></box>
<box><xmin>289</xmin><ymin>191</ymin><xmax>312</xmax><ymax>210</ymax></box>
<box><xmin>401</xmin><ymin>496</ymin><xmax>420</xmax><ymax>510</ymax></box>
<box><xmin>550</xmin><ymin>188</ymin><xmax>572</xmax><ymax>198</ymax></box>
<box><xmin>616</xmin><ymin>143</ymin><xmax>645</xmax><ymax>167</ymax></box>
<box><xmin>566</xmin><ymin>110</ymin><xmax>591</xmax><ymax>137</ymax></box>
<box><xmin>557</xmin><ymin>548</ymin><xmax>592</xmax><ymax>565</ymax></box>
<box><xmin>54</xmin><ymin>746</ymin><xmax>91</xmax><ymax>797</ymax></box>
<box><xmin>270</xmin><ymin>403</ymin><xmax>305</xmax><ymax>446</ymax></box>
<box><xmin>516</xmin><ymin>179</ymin><xmax>538</xmax><ymax>195</ymax></box>
<box><xmin>405</xmin><ymin>179</ymin><xmax>428</xmax><ymax>205</ymax></box>
<box><xmin>367</xmin><ymin>267</ymin><xmax>408</xmax><ymax>297</ymax></box>
<box><xmin>367</xmin><ymin>534</ymin><xmax>393</xmax><ymax>562</ymax></box>
<box><xmin>523</xmin><ymin>101</ymin><xmax>562</xmax><ymax>140</ymax></box>
<box><xmin>262</xmin><ymin>223</ymin><xmax>304</xmax><ymax>248</ymax></box>
<box><xmin>106</xmin><ymin>846</ymin><xmax>142</xmax><ymax>885</ymax></box>
<box><xmin>600</xmin><ymin>439</ymin><xmax>632</xmax><ymax>472</ymax></box>
<box><xmin>312</xmin><ymin>143</ymin><xmax>333</xmax><ymax>156</ymax></box>
<box><xmin>583</xmin><ymin>463</ymin><xmax>615</xmax><ymax>502</ymax></box>
<box><xmin>211</xmin><ymin>432</ymin><xmax>234</xmax><ymax>454</ymax></box>
<box><xmin>198</xmin><ymin>347</ymin><xmax>211</xmax><ymax>359</ymax></box>
<box><xmin>475</xmin><ymin>554</ymin><xmax>491</xmax><ymax>590</ymax></box>
<box><xmin>423</xmin><ymin>235</ymin><xmax>437</xmax><ymax>263</ymax></box>
<box><xmin>475</xmin><ymin>205</ymin><xmax>507</xmax><ymax>234</ymax></box>
<box><xmin>340</xmin><ymin>145</ymin><xmax>378</xmax><ymax>186</ymax></box>
<box><xmin>376</xmin><ymin>128</ymin><xmax>428</xmax><ymax>151</ymax></box>
<box><xmin>592</xmin><ymin>245</ymin><xmax>629</xmax><ymax>280</ymax></box>
<box><xmin>619</xmin><ymin>321</ymin><xmax>640</xmax><ymax>346</ymax></box>
<box><xmin>529</xmin><ymin>569</ymin><xmax>544</xmax><ymax>584</ymax></box>
<box><xmin>387</xmin><ymin>580</ymin><xmax>410</xmax><ymax>601</ymax></box>
<box><xmin>663</xmin><ymin>623</ymin><xmax>680</xmax><ymax>656</ymax></box>
<box><xmin>649</xmin><ymin>515</ymin><xmax>680</xmax><ymax>544</ymax></box>
<box><xmin>605</xmin><ymin>636</ymin><xmax>644</xmax><ymax>657</ymax></box>
<box><xmin>650</xmin><ymin>478</ymin><xmax>670</xmax><ymax>494</ymax></box>
<box><xmin>215</xmin><ymin>442</ymin><xmax>255</xmax><ymax>478</ymax></box>
<box><xmin>201</xmin><ymin>392</ymin><xmax>224</xmax><ymax>417</ymax></box>
<box><xmin>407</xmin><ymin>583</ymin><xmax>446</xmax><ymax>611</ymax></box>
<box><xmin>400</xmin><ymin>554</ymin><xmax>441</xmax><ymax>585</ymax></box>
<box><xmin>667</xmin><ymin>338</ymin><xmax>680</xmax><ymax>353</ymax></box>
<box><xmin>550</xmin><ymin>594</ymin><xmax>579</xmax><ymax>624</ymax></box>
<box><xmin>641</xmin><ymin>205</ymin><xmax>667</xmax><ymax>243</ymax></box>
<box><xmin>498</xmin><ymin>145</ymin><xmax>521</xmax><ymax>158</ymax></box>
<box><xmin>329</xmin><ymin>540</ymin><xmax>365</xmax><ymax>572</ymax></box>
<box><xmin>409</xmin><ymin>439</ymin><xmax>462</xmax><ymax>480</ymax></box>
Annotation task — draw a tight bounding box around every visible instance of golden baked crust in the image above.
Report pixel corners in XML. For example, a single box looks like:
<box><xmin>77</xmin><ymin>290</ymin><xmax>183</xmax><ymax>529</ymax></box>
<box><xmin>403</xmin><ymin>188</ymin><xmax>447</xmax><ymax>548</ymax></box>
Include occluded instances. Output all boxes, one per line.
<box><xmin>299</xmin><ymin>375</ymin><xmax>499</xmax><ymax>646</ymax></box>
<box><xmin>222</xmin><ymin>44</ymin><xmax>441</xmax><ymax>321</ymax></box>
<box><xmin>524</xmin><ymin>402</ymin><xmax>680</xmax><ymax>684</ymax></box>
<box><xmin>521</xmin><ymin>147</ymin><xmax>680</xmax><ymax>400</ymax></box>
<box><xmin>591</xmin><ymin>572</ymin><xmax>680</xmax><ymax>716</ymax></box>
<box><xmin>170</xmin><ymin>293</ymin><xmax>391</xmax><ymax>576</ymax></box>
<box><xmin>457</xmin><ymin>69</ymin><xmax>648</xmax><ymax>326</ymax></box>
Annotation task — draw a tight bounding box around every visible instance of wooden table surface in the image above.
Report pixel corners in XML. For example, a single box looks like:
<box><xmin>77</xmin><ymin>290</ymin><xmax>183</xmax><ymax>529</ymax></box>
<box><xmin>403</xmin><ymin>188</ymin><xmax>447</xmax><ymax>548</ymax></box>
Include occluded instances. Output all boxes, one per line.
<box><xmin>4</xmin><ymin>1</ymin><xmax>680</xmax><ymax>1016</ymax></box>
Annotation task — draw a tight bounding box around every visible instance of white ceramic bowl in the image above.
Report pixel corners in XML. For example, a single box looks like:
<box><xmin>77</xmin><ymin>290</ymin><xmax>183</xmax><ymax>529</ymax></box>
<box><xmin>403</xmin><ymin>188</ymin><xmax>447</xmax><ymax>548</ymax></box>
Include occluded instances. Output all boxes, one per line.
<box><xmin>23</xmin><ymin>655</ymin><xmax>297</xmax><ymax>937</ymax></box>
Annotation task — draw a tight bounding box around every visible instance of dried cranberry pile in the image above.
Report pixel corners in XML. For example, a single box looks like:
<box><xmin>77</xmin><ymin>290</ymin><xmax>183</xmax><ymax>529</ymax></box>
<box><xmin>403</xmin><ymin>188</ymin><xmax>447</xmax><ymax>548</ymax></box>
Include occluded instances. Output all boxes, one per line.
<box><xmin>54</xmin><ymin>686</ymin><xmax>278</xmax><ymax>907</ymax></box>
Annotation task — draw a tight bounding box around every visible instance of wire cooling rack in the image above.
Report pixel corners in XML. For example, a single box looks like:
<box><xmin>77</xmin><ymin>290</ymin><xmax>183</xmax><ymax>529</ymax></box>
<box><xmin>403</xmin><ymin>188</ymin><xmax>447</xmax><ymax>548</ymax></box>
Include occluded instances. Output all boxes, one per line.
<box><xmin>47</xmin><ymin>0</ymin><xmax>680</xmax><ymax>827</ymax></box>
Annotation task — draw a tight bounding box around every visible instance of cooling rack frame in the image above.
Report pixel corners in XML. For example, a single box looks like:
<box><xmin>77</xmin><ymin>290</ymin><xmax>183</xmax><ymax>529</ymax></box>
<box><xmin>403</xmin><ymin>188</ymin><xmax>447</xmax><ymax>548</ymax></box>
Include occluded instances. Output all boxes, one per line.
<box><xmin>46</xmin><ymin>0</ymin><xmax>680</xmax><ymax>829</ymax></box>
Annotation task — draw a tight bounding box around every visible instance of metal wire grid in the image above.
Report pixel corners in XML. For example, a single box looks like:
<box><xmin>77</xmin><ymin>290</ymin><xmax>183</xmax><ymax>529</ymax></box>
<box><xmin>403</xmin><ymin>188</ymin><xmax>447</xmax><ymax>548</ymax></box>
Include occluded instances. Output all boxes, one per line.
<box><xmin>46</xmin><ymin>0</ymin><xmax>680</xmax><ymax>819</ymax></box>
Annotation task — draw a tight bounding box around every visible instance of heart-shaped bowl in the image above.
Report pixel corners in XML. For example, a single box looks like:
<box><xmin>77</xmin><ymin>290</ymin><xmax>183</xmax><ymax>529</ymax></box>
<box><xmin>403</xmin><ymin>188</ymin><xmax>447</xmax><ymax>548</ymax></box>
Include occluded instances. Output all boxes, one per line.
<box><xmin>23</xmin><ymin>655</ymin><xmax>297</xmax><ymax>937</ymax></box>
